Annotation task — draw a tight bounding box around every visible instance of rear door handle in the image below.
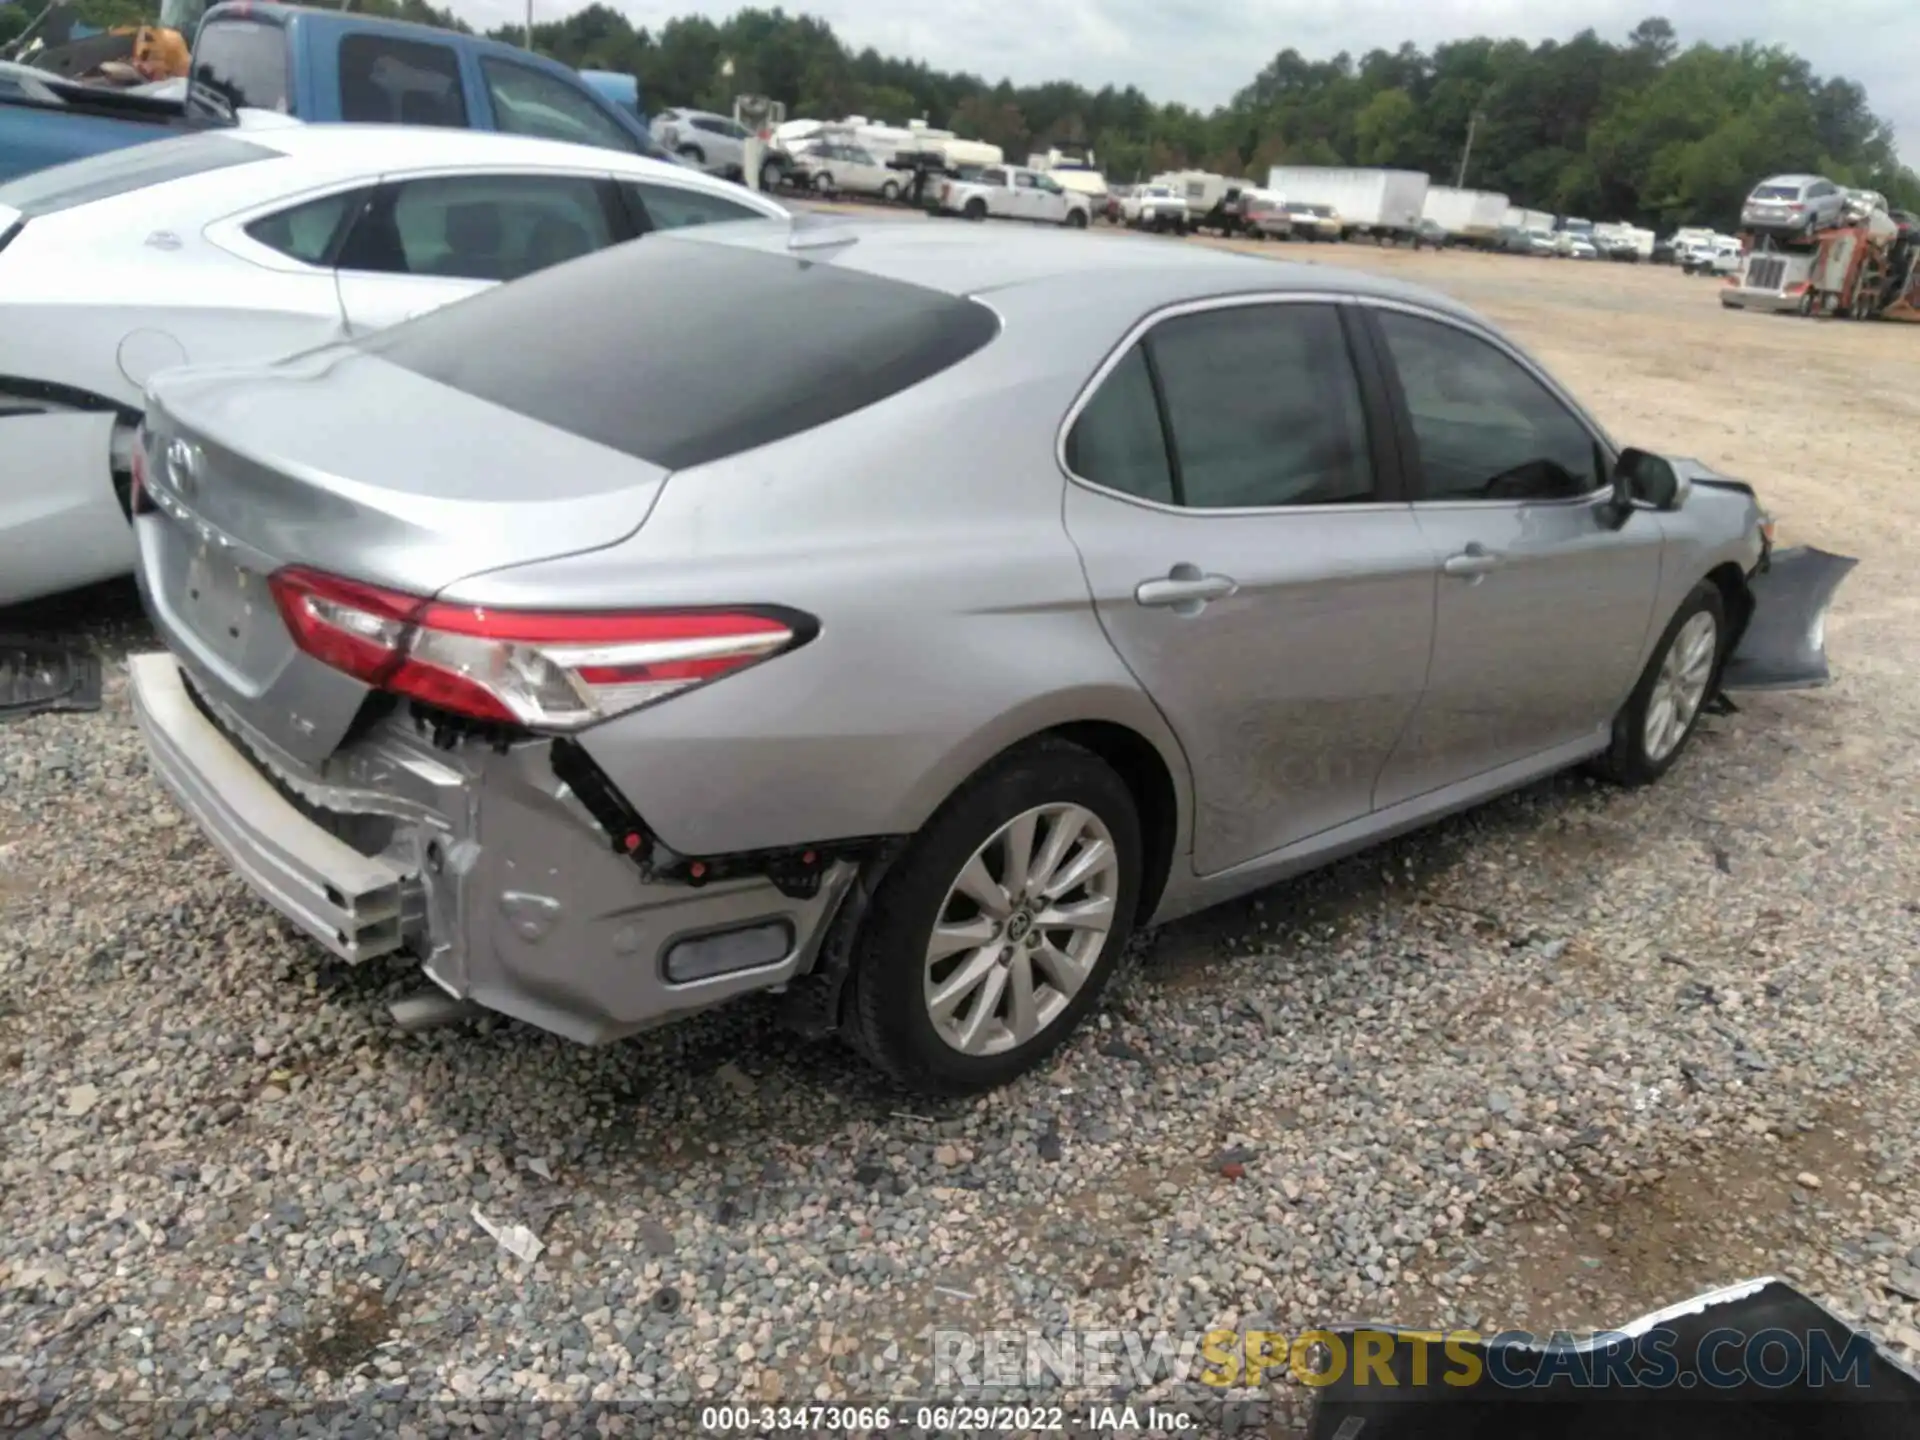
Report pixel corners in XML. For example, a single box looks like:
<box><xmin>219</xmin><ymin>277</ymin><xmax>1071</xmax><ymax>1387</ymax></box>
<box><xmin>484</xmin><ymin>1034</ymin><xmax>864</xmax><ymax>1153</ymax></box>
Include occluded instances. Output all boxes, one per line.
<box><xmin>1135</xmin><ymin>567</ymin><xmax>1238</xmax><ymax>610</ymax></box>
<box><xmin>1442</xmin><ymin>544</ymin><xmax>1504</xmax><ymax>579</ymax></box>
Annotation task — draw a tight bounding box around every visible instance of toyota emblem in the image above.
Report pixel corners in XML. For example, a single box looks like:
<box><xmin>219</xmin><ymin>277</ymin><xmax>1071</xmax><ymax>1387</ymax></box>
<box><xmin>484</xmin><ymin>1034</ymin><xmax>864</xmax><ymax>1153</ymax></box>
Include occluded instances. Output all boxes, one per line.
<box><xmin>164</xmin><ymin>437</ymin><xmax>201</xmax><ymax>497</ymax></box>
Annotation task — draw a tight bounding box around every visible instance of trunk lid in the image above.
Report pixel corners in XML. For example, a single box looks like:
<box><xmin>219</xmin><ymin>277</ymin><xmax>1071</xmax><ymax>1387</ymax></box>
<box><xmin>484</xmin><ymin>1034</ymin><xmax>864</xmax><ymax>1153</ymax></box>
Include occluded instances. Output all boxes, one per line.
<box><xmin>138</xmin><ymin>347</ymin><xmax>669</xmax><ymax>765</ymax></box>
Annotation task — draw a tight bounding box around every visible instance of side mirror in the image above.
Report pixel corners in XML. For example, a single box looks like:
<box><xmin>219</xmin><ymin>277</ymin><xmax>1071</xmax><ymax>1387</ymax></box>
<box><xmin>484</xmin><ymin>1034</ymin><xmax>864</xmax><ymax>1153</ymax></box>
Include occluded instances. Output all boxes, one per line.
<box><xmin>1610</xmin><ymin>448</ymin><xmax>1684</xmax><ymax>521</ymax></box>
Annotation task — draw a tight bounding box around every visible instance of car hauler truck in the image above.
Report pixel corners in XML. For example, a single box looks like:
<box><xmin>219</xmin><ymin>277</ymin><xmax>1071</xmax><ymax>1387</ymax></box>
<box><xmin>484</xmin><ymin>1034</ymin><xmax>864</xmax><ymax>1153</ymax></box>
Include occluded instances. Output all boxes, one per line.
<box><xmin>1722</xmin><ymin>207</ymin><xmax>1920</xmax><ymax>320</ymax></box>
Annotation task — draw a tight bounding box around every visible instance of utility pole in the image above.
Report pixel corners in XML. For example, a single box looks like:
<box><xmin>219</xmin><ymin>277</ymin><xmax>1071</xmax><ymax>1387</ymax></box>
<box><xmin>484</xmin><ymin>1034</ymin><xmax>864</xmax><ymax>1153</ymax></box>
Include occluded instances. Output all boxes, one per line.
<box><xmin>1455</xmin><ymin>110</ymin><xmax>1479</xmax><ymax>189</ymax></box>
<box><xmin>525</xmin><ymin>0</ymin><xmax>533</xmax><ymax>52</ymax></box>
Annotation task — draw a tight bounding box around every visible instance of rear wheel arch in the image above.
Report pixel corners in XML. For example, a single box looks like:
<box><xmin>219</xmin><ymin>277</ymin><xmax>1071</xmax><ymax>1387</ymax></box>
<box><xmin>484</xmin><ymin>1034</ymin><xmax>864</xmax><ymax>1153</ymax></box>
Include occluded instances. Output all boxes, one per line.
<box><xmin>1044</xmin><ymin>720</ymin><xmax>1178</xmax><ymax>921</ymax></box>
<box><xmin>892</xmin><ymin>702</ymin><xmax>1189</xmax><ymax>921</ymax></box>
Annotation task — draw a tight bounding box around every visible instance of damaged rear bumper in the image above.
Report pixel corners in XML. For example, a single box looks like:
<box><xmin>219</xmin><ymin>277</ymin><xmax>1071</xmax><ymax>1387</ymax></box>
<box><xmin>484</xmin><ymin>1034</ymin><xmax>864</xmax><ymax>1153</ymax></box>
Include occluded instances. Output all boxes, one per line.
<box><xmin>129</xmin><ymin>651</ymin><xmax>857</xmax><ymax>1045</ymax></box>
<box><xmin>1722</xmin><ymin>545</ymin><xmax>1859</xmax><ymax>691</ymax></box>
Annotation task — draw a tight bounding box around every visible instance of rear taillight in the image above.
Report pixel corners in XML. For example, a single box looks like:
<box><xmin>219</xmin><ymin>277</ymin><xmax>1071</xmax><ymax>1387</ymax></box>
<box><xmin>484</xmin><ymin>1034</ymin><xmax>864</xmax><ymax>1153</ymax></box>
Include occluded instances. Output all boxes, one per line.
<box><xmin>267</xmin><ymin>566</ymin><xmax>806</xmax><ymax>731</ymax></box>
<box><xmin>129</xmin><ymin>430</ymin><xmax>154</xmax><ymax>515</ymax></box>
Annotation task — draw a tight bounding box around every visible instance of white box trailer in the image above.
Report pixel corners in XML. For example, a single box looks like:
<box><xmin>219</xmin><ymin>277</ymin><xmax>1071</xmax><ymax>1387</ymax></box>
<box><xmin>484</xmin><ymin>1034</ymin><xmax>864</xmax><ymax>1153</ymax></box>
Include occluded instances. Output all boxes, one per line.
<box><xmin>1265</xmin><ymin>165</ymin><xmax>1429</xmax><ymax>241</ymax></box>
<box><xmin>1503</xmin><ymin>205</ymin><xmax>1554</xmax><ymax>233</ymax></box>
<box><xmin>1423</xmin><ymin>185</ymin><xmax>1510</xmax><ymax>245</ymax></box>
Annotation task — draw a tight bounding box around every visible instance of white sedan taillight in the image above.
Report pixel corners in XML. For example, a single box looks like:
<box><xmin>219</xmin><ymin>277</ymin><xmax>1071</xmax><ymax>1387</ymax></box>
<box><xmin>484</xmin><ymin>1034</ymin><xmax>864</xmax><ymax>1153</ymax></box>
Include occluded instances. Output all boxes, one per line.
<box><xmin>268</xmin><ymin>566</ymin><xmax>807</xmax><ymax>731</ymax></box>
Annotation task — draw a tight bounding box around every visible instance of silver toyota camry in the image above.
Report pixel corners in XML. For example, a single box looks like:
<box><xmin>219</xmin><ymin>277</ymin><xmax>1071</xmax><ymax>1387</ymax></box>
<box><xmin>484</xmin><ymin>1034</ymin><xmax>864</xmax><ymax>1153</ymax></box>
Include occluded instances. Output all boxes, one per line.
<box><xmin>126</xmin><ymin>217</ymin><xmax>1855</xmax><ymax>1095</ymax></box>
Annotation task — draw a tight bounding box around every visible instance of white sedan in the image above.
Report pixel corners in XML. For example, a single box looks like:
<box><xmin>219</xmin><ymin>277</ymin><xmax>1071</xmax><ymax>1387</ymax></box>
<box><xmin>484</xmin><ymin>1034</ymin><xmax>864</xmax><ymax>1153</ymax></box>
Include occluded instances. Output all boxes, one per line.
<box><xmin>0</xmin><ymin>124</ymin><xmax>787</xmax><ymax>608</ymax></box>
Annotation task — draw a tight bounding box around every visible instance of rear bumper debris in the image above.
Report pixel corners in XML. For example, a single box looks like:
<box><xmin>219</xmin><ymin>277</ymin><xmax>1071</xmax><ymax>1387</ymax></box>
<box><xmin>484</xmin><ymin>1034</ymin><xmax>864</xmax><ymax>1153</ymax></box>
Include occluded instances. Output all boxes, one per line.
<box><xmin>1721</xmin><ymin>546</ymin><xmax>1859</xmax><ymax>691</ymax></box>
<box><xmin>129</xmin><ymin>651</ymin><xmax>857</xmax><ymax>1044</ymax></box>
<box><xmin>130</xmin><ymin>652</ymin><xmax>415</xmax><ymax>962</ymax></box>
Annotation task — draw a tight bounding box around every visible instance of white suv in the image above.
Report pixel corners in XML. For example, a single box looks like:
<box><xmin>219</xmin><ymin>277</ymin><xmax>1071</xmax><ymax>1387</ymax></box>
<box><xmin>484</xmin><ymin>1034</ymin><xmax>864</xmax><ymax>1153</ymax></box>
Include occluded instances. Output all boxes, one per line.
<box><xmin>793</xmin><ymin>141</ymin><xmax>903</xmax><ymax>201</ymax></box>
<box><xmin>654</xmin><ymin>109</ymin><xmax>752</xmax><ymax>180</ymax></box>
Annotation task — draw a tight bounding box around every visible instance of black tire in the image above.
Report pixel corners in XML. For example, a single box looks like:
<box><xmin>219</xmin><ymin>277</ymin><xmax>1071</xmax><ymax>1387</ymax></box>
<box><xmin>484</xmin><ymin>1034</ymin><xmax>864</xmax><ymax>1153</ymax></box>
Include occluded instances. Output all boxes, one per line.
<box><xmin>880</xmin><ymin>179</ymin><xmax>900</xmax><ymax>203</ymax></box>
<box><xmin>677</xmin><ymin>144</ymin><xmax>705</xmax><ymax>167</ymax></box>
<box><xmin>964</xmin><ymin>197</ymin><xmax>987</xmax><ymax>222</ymax></box>
<box><xmin>759</xmin><ymin>160</ymin><xmax>783</xmax><ymax>192</ymax></box>
<box><xmin>1591</xmin><ymin>581</ymin><xmax>1728</xmax><ymax>787</ymax></box>
<box><xmin>813</xmin><ymin>171</ymin><xmax>836</xmax><ymax>194</ymax></box>
<box><xmin>1065</xmin><ymin>208</ymin><xmax>1088</xmax><ymax>229</ymax></box>
<box><xmin>843</xmin><ymin>739</ymin><xmax>1143</xmax><ymax>1095</ymax></box>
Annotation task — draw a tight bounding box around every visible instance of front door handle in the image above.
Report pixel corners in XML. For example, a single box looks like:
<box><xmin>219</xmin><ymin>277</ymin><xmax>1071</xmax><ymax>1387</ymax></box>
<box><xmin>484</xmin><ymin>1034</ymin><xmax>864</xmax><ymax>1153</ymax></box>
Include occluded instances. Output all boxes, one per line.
<box><xmin>1135</xmin><ymin>565</ymin><xmax>1238</xmax><ymax>611</ymax></box>
<box><xmin>1442</xmin><ymin>544</ymin><xmax>1504</xmax><ymax>579</ymax></box>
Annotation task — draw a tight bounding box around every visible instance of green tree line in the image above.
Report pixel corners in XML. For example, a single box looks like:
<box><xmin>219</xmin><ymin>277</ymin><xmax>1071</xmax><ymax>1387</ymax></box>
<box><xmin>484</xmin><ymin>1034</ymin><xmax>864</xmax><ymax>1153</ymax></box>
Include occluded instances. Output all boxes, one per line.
<box><xmin>5</xmin><ymin>0</ymin><xmax>1913</xmax><ymax>228</ymax></box>
<box><xmin>503</xmin><ymin>8</ymin><xmax>1920</xmax><ymax>228</ymax></box>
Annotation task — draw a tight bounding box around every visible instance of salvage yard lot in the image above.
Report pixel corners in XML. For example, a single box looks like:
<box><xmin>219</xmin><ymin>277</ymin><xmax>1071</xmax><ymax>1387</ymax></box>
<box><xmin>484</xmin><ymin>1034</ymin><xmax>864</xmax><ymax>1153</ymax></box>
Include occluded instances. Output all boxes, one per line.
<box><xmin>2</xmin><ymin>229</ymin><xmax>1919</xmax><ymax>1419</ymax></box>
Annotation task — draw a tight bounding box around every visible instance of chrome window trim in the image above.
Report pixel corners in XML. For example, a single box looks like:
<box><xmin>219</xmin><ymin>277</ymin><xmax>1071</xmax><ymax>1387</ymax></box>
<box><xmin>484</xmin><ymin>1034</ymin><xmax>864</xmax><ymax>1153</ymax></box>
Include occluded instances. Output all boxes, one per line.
<box><xmin>1054</xmin><ymin>289</ymin><xmax>1408</xmax><ymax>518</ymax></box>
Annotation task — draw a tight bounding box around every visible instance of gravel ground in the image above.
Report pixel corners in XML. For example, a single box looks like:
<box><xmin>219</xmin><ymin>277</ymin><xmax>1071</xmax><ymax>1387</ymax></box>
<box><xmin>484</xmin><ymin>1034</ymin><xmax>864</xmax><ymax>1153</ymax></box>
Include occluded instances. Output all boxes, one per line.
<box><xmin>3</xmin><ymin>242</ymin><xmax>1919</xmax><ymax>1434</ymax></box>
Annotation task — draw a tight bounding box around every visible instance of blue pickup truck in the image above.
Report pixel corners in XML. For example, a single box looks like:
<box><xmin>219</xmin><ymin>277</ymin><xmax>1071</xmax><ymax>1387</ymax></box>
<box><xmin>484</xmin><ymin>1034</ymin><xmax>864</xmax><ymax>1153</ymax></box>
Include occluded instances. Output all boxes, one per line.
<box><xmin>0</xmin><ymin>1</ymin><xmax>658</xmax><ymax>184</ymax></box>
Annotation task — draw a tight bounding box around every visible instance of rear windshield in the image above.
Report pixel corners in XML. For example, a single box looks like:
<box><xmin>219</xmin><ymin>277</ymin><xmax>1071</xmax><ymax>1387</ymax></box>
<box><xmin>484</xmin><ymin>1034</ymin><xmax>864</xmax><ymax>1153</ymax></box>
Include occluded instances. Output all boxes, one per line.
<box><xmin>189</xmin><ymin>18</ymin><xmax>290</xmax><ymax>116</ymax></box>
<box><xmin>0</xmin><ymin>132</ymin><xmax>275</xmax><ymax>216</ymax></box>
<box><xmin>1752</xmin><ymin>184</ymin><xmax>1799</xmax><ymax>200</ymax></box>
<box><xmin>363</xmin><ymin>231</ymin><xmax>1002</xmax><ymax>471</ymax></box>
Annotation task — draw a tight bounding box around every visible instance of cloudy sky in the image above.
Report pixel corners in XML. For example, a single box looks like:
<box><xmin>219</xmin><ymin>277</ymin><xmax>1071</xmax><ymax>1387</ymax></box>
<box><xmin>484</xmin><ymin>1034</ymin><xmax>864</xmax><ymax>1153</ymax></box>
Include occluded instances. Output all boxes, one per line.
<box><xmin>482</xmin><ymin>0</ymin><xmax>1918</xmax><ymax>165</ymax></box>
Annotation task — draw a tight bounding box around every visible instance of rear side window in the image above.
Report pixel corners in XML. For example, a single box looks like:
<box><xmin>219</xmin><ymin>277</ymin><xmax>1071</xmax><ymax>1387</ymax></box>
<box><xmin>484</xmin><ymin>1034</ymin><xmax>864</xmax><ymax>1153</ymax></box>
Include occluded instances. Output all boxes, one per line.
<box><xmin>339</xmin><ymin>35</ymin><xmax>467</xmax><ymax>127</ymax></box>
<box><xmin>361</xmin><ymin>236</ymin><xmax>1000</xmax><ymax>471</ymax></box>
<box><xmin>0</xmin><ymin>132</ymin><xmax>275</xmax><ymax>216</ymax></box>
<box><xmin>244</xmin><ymin>187</ymin><xmax>367</xmax><ymax>265</ymax></box>
<box><xmin>1065</xmin><ymin>303</ymin><xmax>1375</xmax><ymax>509</ymax></box>
<box><xmin>623</xmin><ymin>180</ymin><xmax>765</xmax><ymax>231</ymax></box>
<box><xmin>339</xmin><ymin>173</ymin><xmax>617</xmax><ymax>282</ymax></box>
<box><xmin>190</xmin><ymin>20</ymin><xmax>289</xmax><ymax>115</ymax></box>
<box><xmin>1152</xmin><ymin>304</ymin><xmax>1374</xmax><ymax>508</ymax></box>
<box><xmin>482</xmin><ymin>58</ymin><xmax>638</xmax><ymax>153</ymax></box>
<box><xmin>1752</xmin><ymin>183</ymin><xmax>1798</xmax><ymax>200</ymax></box>
<box><xmin>1064</xmin><ymin>347</ymin><xmax>1173</xmax><ymax>504</ymax></box>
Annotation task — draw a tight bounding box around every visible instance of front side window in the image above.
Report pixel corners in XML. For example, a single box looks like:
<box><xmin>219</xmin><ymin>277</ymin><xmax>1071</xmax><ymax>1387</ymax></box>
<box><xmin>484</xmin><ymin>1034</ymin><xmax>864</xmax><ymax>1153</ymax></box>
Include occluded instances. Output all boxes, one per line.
<box><xmin>341</xmin><ymin>172</ymin><xmax>616</xmax><ymax>282</ymax></box>
<box><xmin>244</xmin><ymin>187</ymin><xmax>367</xmax><ymax>265</ymax></box>
<box><xmin>338</xmin><ymin>35</ymin><xmax>466</xmax><ymax>127</ymax></box>
<box><xmin>188</xmin><ymin>19</ymin><xmax>289</xmax><ymax>115</ymax></box>
<box><xmin>1374</xmin><ymin>310</ymin><xmax>1603</xmax><ymax>503</ymax></box>
<box><xmin>481</xmin><ymin>57</ymin><xmax>638</xmax><ymax>153</ymax></box>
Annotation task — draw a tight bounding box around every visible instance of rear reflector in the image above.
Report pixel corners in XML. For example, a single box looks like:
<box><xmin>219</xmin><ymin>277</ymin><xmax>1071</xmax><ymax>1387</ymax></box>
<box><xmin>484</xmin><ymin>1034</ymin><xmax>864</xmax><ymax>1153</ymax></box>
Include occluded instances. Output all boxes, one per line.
<box><xmin>267</xmin><ymin>566</ymin><xmax>808</xmax><ymax>731</ymax></box>
<box><xmin>663</xmin><ymin>920</ymin><xmax>793</xmax><ymax>983</ymax></box>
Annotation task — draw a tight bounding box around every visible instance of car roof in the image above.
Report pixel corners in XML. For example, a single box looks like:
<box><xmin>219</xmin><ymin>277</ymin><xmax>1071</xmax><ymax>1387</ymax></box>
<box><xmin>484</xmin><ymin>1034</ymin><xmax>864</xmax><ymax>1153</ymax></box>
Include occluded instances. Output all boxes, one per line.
<box><xmin>1756</xmin><ymin>174</ymin><xmax>1822</xmax><ymax>187</ymax></box>
<box><xmin>673</xmin><ymin>218</ymin><xmax>1486</xmax><ymax>320</ymax></box>
<box><xmin>227</xmin><ymin>123</ymin><xmax>696</xmax><ymax>178</ymax></box>
<box><xmin>5</xmin><ymin>124</ymin><xmax>780</xmax><ymax>227</ymax></box>
<box><xmin>149</xmin><ymin>125</ymin><xmax>772</xmax><ymax>207</ymax></box>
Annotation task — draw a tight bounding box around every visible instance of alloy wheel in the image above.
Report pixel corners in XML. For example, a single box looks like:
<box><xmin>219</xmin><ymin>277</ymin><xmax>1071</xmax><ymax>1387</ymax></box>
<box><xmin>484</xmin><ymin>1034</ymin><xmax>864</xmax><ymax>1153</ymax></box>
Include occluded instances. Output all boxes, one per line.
<box><xmin>922</xmin><ymin>804</ymin><xmax>1121</xmax><ymax>1056</ymax></box>
<box><xmin>1643</xmin><ymin>610</ymin><xmax>1718</xmax><ymax>762</ymax></box>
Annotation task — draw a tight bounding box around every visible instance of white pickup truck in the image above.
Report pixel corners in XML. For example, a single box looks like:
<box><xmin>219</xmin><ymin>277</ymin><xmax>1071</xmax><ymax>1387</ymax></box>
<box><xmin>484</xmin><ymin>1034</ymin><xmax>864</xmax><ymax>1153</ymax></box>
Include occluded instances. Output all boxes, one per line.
<box><xmin>933</xmin><ymin>165</ymin><xmax>1092</xmax><ymax>227</ymax></box>
<box><xmin>1123</xmin><ymin>184</ymin><xmax>1190</xmax><ymax>233</ymax></box>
